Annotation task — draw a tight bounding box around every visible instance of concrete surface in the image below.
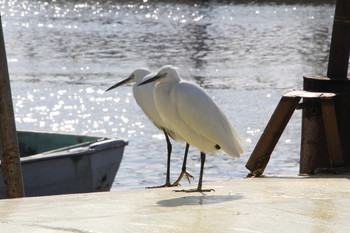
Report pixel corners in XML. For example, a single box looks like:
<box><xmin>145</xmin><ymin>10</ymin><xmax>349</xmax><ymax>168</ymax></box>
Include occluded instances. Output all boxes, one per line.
<box><xmin>0</xmin><ymin>175</ymin><xmax>349</xmax><ymax>233</ymax></box>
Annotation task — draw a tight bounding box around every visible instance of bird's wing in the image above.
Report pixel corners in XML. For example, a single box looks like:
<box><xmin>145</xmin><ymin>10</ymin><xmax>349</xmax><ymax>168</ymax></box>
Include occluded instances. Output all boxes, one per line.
<box><xmin>173</xmin><ymin>81</ymin><xmax>243</xmax><ymax>156</ymax></box>
<box><xmin>173</xmin><ymin>82</ymin><xmax>226</xmax><ymax>139</ymax></box>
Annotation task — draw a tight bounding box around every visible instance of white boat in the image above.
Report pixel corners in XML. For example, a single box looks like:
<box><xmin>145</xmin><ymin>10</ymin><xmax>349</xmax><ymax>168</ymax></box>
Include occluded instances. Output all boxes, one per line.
<box><xmin>0</xmin><ymin>130</ymin><xmax>128</xmax><ymax>198</ymax></box>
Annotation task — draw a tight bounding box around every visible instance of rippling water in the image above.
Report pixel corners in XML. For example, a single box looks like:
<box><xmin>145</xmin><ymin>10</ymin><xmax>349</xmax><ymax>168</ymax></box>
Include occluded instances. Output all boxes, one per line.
<box><xmin>1</xmin><ymin>0</ymin><xmax>336</xmax><ymax>190</ymax></box>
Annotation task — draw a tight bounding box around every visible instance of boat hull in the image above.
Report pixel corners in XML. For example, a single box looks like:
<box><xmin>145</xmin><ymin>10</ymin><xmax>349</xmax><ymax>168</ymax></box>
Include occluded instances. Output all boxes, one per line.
<box><xmin>0</xmin><ymin>131</ymin><xmax>127</xmax><ymax>198</ymax></box>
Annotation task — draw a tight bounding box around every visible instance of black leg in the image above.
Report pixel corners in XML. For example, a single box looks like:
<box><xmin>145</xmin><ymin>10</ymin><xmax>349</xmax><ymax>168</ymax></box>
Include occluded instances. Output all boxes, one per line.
<box><xmin>146</xmin><ymin>130</ymin><xmax>177</xmax><ymax>189</ymax></box>
<box><xmin>197</xmin><ymin>152</ymin><xmax>205</xmax><ymax>190</ymax></box>
<box><xmin>164</xmin><ymin>129</ymin><xmax>172</xmax><ymax>186</ymax></box>
<box><xmin>174</xmin><ymin>152</ymin><xmax>214</xmax><ymax>193</ymax></box>
<box><xmin>172</xmin><ymin>143</ymin><xmax>194</xmax><ymax>185</ymax></box>
<box><xmin>182</xmin><ymin>143</ymin><xmax>190</xmax><ymax>172</ymax></box>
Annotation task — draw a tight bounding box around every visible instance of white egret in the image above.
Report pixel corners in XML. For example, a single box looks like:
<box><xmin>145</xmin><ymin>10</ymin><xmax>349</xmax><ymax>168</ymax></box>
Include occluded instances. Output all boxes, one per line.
<box><xmin>105</xmin><ymin>68</ymin><xmax>193</xmax><ymax>188</ymax></box>
<box><xmin>138</xmin><ymin>65</ymin><xmax>244</xmax><ymax>192</ymax></box>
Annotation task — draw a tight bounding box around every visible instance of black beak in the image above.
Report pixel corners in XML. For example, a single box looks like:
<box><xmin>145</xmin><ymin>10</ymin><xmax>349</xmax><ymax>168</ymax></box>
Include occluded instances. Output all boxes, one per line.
<box><xmin>105</xmin><ymin>77</ymin><xmax>132</xmax><ymax>92</ymax></box>
<box><xmin>137</xmin><ymin>74</ymin><xmax>161</xmax><ymax>86</ymax></box>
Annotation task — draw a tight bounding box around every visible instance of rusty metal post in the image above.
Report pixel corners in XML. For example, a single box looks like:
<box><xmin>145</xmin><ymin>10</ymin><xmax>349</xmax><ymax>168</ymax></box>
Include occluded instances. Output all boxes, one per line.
<box><xmin>0</xmin><ymin>15</ymin><xmax>25</xmax><ymax>198</ymax></box>
<box><xmin>327</xmin><ymin>0</ymin><xmax>350</xmax><ymax>80</ymax></box>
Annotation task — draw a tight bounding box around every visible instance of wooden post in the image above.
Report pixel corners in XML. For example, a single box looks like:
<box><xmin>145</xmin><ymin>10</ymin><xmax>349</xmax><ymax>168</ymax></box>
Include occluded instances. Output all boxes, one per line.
<box><xmin>246</xmin><ymin>90</ymin><xmax>340</xmax><ymax>176</ymax></box>
<box><xmin>301</xmin><ymin>0</ymin><xmax>350</xmax><ymax>173</ymax></box>
<box><xmin>245</xmin><ymin>95</ymin><xmax>300</xmax><ymax>176</ymax></box>
<box><xmin>0</xmin><ymin>15</ymin><xmax>25</xmax><ymax>198</ymax></box>
<box><xmin>302</xmin><ymin>76</ymin><xmax>350</xmax><ymax>172</ymax></box>
<box><xmin>321</xmin><ymin>97</ymin><xmax>345</xmax><ymax>167</ymax></box>
<box><xmin>300</xmin><ymin>94</ymin><xmax>330</xmax><ymax>174</ymax></box>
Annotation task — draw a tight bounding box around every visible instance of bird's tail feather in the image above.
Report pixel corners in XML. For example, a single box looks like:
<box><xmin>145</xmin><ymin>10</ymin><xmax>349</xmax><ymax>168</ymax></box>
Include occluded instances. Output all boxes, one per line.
<box><xmin>224</xmin><ymin>128</ymin><xmax>244</xmax><ymax>158</ymax></box>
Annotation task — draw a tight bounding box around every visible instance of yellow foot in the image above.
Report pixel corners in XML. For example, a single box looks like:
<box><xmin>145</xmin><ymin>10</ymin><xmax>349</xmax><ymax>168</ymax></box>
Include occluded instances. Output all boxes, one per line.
<box><xmin>173</xmin><ymin>188</ymin><xmax>215</xmax><ymax>193</ymax></box>
<box><xmin>145</xmin><ymin>183</ymin><xmax>179</xmax><ymax>189</ymax></box>
<box><xmin>172</xmin><ymin>171</ymin><xmax>194</xmax><ymax>186</ymax></box>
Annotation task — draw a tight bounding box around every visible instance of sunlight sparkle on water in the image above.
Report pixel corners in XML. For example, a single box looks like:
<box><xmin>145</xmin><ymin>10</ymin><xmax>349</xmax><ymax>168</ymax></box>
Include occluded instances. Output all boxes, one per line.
<box><xmin>246</xmin><ymin>127</ymin><xmax>261</xmax><ymax>136</ymax></box>
<box><xmin>86</xmin><ymin>87</ymin><xmax>94</xmax><ymax>94</ymax></box>
<box><xmin>152</xmin><ymin>134</ymin><xmax>165</xmax><ymax>141</ymax></box>
<box><xmin>6</xmin><ymin>0</ymin><xmax>328</xmax><ymax>190</ymax></box>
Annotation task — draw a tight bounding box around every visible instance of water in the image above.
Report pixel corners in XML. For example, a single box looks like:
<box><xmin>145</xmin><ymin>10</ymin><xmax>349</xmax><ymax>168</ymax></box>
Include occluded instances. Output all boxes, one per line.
<box><xmin>1</xmin><ymin>0</ymin><xmax>336</xmax><ymax>190</ymax></box>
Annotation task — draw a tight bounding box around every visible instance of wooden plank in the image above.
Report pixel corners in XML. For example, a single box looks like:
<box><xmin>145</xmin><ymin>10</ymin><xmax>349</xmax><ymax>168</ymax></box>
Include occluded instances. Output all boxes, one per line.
<box><xmin>283</xmin><ymin>90</ymin><xmax>336</xmax><ymax>98</ymax></box>
<box><xmin>321</xmin><ymin>98</ymin><xmax>345</xmax><ymax>167</ymax></box>
<box><xmin>245</xmin><ymin>96</ymin><xmax>301</xmax><ymax>176</ymax></box>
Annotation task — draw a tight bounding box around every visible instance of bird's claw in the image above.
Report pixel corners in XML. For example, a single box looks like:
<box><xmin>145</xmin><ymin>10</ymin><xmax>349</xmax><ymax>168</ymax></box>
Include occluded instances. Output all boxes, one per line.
<box><xmin>184</xmin><ymin>172</ymin><xmax>194</xmax><ymax>183</ymax></box>
<box><xmin>172</xmin><ymin>171</ymin><xmax>194</xmax><ymax>186</ymax></box>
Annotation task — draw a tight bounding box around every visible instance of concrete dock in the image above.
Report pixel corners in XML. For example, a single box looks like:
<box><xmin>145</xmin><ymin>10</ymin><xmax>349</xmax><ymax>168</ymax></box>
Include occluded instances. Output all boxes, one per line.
<box><xmin>0</xmin><ymin>175</ymin><xmax>349</xmax><ymax>233</ymax></box>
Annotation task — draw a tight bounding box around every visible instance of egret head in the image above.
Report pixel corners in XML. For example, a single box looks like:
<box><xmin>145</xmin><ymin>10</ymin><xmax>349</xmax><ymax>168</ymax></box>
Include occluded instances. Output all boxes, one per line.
<box><xmin>106</xmin><ymin>68</ymin><xmax>150</xmax><ymax>92</ymax></box>
<box><xmin>137</xmin><ymin>65</ymin><xmax>180</xmax><ymax>86</ymax></box>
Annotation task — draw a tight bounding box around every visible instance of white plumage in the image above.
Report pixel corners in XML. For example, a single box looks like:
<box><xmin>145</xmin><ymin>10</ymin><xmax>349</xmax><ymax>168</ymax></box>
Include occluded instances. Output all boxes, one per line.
<box><xmin>138</xmin><ymin>65</ymin><xmax>244</xmax><ymax>192</ymax></box>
